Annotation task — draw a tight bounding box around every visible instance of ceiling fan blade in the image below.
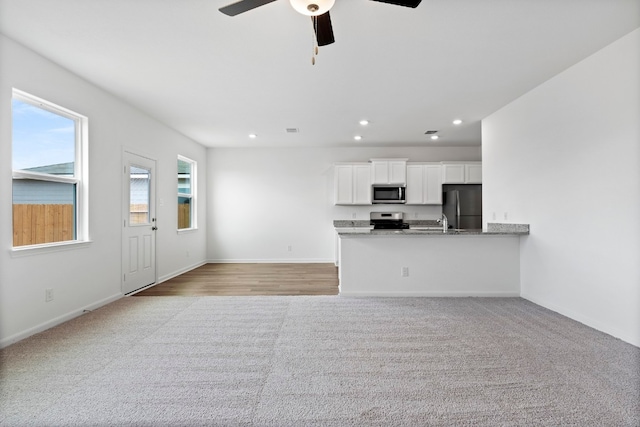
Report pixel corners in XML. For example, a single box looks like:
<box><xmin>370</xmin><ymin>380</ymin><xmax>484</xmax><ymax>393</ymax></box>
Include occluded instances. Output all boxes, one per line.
<box><xmin>312</xmin><ymin>11</ymin><xmax>335</xmax><ymax>46</ymax></box>
<box><xmin>219</xmin><ymin>0</ymin><xmax>278</xmax><ymax>16</ymax></box>
<box><xmin>369</xmin><ymin>0</ymin><xmax>422</xmax><ymax>7</ymax></box>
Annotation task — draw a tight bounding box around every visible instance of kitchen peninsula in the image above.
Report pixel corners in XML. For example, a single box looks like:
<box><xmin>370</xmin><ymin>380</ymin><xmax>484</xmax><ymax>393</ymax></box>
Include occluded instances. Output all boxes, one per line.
<box><xmin>336</xmin><ymin>223</ymin><xmax>529</xmax><ymax>296</ymax></box>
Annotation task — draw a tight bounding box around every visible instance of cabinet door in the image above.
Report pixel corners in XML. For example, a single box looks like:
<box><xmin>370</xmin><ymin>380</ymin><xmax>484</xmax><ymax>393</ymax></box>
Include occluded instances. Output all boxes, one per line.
<box><xmin>353</xmin><ymin>165</ymin><xmax>372</xmax><ymax>204</ymax></box>
<box><xmin>389</xmin><ymin>161</ymin><xmax>407</xmax><ymax>184</ymax></box>
<box><xmin>334</xmin><ymin>165</ymin><xmax>354</xmax><ymax>205</ymax></box>
<box><xmin>405</xmin><ymin>165</ymin><xmax>424</xmax><ymax>204</ymax></box>
<box><xmin>424</xmin><ymin>165</ymin><xmax>443</xmax><ymax>204</ymax></box>
<box><xmin>465</xmin><ymin>163</ymin><xmax>482</xmax><ymax>183</ymax></box>
<box><xmin>371</xmin><ymin>161</ymin><xmax>389</xmax><ymax>184</ymax></box>
<box><xmin>442</xmin><ymin>164</ymin><xmax>465</xmax><ymax>183</ymax></box>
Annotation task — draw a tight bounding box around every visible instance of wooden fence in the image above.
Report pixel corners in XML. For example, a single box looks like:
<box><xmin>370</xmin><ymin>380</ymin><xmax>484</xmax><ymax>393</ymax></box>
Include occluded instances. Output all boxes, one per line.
<box><xmin>13</xmin><ymin>204</ymin><xmax>74</xmax><ymax>247</ymax></box>
<box><xmin>14</xmin><ymin>202</ymin><xmax>192</xmax><ymax>246</ymax></box>
<box><xmin>178</xmin><ymin>203</ymin><xmax>191</xmax><ymax>229</ymax></box>
<box><xmin>129</xmin><ymin>203</ymin><xmax>149</xmax><ymax>225</ymax></box>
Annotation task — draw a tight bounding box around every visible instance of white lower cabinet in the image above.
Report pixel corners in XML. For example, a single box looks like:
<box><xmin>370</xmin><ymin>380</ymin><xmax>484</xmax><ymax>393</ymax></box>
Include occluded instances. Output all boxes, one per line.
<box><xmin>334</xmin><ymin>163</ymin><xmax>372</xmax><ymax>205</ymax></box>
<box><xmin>406</xmin><ymin>163</ymin><xmax>442</xmax><ymax>205</ymax></box>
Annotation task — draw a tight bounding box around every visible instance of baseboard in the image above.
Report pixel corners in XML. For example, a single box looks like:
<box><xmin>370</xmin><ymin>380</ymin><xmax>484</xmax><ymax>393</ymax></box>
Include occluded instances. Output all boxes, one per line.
<box><xmin>339</xmin><ymin>291</ymin><xmax>521</xmax><ymax>297</ymax></box>
<box><xmin>521</xmin><ymin>292</ymin><xmax>640</xmax><ymax>348</ymax></box>
<box><xmin>0</xmin><ymin>293</ymin><xmax>123</xmax><ymax>349</ymax></box>
<box><xmin>157</xmin><ymin>260</ymin><xmax>208</xmax><ymax>284</ymax></box>
<box><xmin>207</xmin><ymin>258</ymin><xmax>335</xmax><ymax>264</ymax></box>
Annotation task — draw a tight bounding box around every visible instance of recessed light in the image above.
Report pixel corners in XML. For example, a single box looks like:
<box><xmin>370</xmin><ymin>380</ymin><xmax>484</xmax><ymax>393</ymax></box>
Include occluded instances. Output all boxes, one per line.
<box><xmin>249</xmin><ymin>134</ymin><xmax>257</xmax><ymax>139</ymax></box>
<box><xmin>430</xmin><ymin>135</ymin><xmax>439</xmax><ymax>140</ymax></box>
<box><xmin>359</xmin><ymin>120</ymin><xmax>369</xmax><ymax>126</ymax></box>
<box><xmin>354</xmin><ymin>135</ymin><xmax>363</xmax><ymax>141</ymax></box>
<box><xmin>453</xmin><ymin>119</ymin><xmax>462</xmax><ymax>125</ymax></box>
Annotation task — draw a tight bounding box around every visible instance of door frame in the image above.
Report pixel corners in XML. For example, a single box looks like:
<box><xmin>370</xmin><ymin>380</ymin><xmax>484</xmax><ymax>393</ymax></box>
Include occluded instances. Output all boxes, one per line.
<box><xmin>121</xmin><ymin>148</ymin><xmax>158</xmax><ymax>295</ymax></box>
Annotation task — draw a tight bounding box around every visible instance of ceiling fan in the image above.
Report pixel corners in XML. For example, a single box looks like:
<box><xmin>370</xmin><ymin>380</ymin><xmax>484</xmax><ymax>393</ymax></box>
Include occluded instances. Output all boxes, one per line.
<box><xmin>219</xmin><ymin>0</ymin><xmax>422</xmax><ymax>47</ymax></box>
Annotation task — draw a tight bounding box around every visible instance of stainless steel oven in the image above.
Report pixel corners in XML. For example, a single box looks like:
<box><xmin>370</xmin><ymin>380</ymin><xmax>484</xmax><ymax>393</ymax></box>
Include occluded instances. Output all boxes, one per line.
<box><xmin>370</xmin><ymin>212</ymin><xmax>410</xmax><ymax>229</ymax></box>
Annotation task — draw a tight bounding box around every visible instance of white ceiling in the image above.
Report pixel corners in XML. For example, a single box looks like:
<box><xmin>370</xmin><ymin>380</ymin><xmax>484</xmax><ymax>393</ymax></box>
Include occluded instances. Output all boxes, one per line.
<box><xmin>1</xmin><ymin>0</ymin><xmax>638</xmax><ymax>148</ymax></box>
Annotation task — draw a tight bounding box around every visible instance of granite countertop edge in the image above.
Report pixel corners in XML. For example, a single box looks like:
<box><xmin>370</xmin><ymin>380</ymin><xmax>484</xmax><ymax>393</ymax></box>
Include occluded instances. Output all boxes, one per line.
<box><xmin>337</xmin><ymin>230</ymin><xmax>529</xmax><ymax>237</ymax></box>
<box><xmin>334</xmin><ymin>222</ymin><xmax>530</xmax><ymax>236</ymax></box>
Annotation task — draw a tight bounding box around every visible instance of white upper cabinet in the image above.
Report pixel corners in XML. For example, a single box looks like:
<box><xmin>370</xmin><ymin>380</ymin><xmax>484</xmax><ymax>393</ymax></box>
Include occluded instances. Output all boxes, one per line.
<box><xmin>406</xmin><ymin>163</ymin><xmax>443</xmax><ymax>205</ymax></box>
<box><xmin>465</xmin><ymin>163</ymin><xmax>483</xmax><ymax>183</ymax></box>
<box><xmin>442</xmin><ymin>163</ymin><xmax>465</xmax><ymax>183</ymax></box>
<box><xmin>334</xmin><ymin>163</ymin><xmax>372</xmax><ymax>205</ymax></box>
<box><xmin>370</xmin><ymin>159</ymin><xmax>407</xmax><ymax>185</ymax></box>
<box><xmin>353</xmin><ymin>164</ymin><xmax>372</xmax><ymax>204</ymax></box>
<box><xmin>424</xmin><ymin>165</ymin><xmax>444</xmax><ymax>203</ymax></box>
<box><xmin>442</xmin><ymin>162</ymin><xmax>482</xmax><ymax>184</ymax></box>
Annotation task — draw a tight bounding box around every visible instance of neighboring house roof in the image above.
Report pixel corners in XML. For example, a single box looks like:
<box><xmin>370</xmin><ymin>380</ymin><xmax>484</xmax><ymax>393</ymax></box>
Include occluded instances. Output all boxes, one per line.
<box><xmin>25</xmin><ymin>162</ymin><xmax>74</xmax><ymax>175</ymax></box>
<box><xmin>178</xmin><ymin>162</ymin><xmax>191</xmax><ymax>174</ymax></box>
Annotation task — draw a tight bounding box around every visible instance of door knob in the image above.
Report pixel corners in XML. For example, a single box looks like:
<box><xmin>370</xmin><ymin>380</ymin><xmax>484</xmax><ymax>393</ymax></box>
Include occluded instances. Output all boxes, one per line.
<box><xmin>152</xmin><ymin>226</ymin><xmax>158</xmax><ymax>231</ymax></box>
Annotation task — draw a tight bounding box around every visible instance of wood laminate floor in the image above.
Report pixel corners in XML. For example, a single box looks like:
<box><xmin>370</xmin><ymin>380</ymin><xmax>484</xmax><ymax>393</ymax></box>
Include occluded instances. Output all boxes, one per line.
<box><xmin>133</xmin><ymin>263</ymin><xmax>339</xmax><ymax>296</ymax></box>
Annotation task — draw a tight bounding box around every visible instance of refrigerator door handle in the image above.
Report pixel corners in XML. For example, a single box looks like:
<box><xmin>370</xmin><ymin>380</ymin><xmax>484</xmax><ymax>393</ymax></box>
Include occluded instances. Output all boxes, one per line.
<box><xmin>456</xmin><ymin>191</ymin><xmax>461</xmax><ymax>229</ymax></box>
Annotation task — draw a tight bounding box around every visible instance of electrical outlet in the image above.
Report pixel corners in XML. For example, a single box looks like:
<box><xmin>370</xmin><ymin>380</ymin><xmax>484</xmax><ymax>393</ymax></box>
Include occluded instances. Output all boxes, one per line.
<box><xmin>287</xmin><ymin>245</ymin><xmax>292</xmax><ymax>252</ymax></box>
<box><xmin>186</xmin><ymin>250</ymin><xmax>190</xmax><ymax>258</ymax></box>
<box><xmin>492</xmin><ymin>212</ymin><xmax>496</xmax><ymax>221</ymax></box>
<box><xmin>45</xmin><ymin>288</ymin><xmax>54</xmax><ymax>302</ymax></box>
<box><xmin>351</xmin><ymin>212</ymin><xmax>357</xmax><ymax>219</ymax></box>
<box><xmin>401</xmin><ymin>267</ymin><xmax>409</xmax><ymax>277</ymax></box>
<box><xmin>503</xmin><ymin>212</ymin><xmax>508</xmax><ymax>221</ymax></box>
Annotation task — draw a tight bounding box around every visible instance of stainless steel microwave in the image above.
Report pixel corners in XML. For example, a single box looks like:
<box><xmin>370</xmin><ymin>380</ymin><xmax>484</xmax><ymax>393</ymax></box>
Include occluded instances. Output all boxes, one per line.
<box><xmin>372</xmin><ymin>185</ymin><xmax>406</xmax><ymax>204</ymax></box>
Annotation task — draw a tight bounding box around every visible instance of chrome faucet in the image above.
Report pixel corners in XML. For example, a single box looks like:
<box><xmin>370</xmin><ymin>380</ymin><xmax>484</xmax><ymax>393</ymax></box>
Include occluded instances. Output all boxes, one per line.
<box><xmin>437</xmin><ymin>213</ymin><xmax>448</xmax><ymax>232</ymax></box>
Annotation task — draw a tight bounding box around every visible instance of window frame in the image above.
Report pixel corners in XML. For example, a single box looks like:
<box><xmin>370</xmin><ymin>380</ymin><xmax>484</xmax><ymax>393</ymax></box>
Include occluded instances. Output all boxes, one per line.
<box><xmin>177</xmin><ymin>155</ymin><xmax>197</xmax><ymax>232</ymax></box>
<box><xmin>11</xmin><ymin>89</ymin><xmax>90</xmax><ymax>252</ymax></box>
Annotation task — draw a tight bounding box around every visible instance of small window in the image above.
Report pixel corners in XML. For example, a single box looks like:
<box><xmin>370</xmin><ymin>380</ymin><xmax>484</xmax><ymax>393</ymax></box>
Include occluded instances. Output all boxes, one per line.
<box><xmin>177</xmin><ymin>156</ymin><xmax>196</xmax><ymax>230</ymax></box>
<box><xmin>12</xmin><ymin>89</ymin><xmax>88</xmax><ymax>248</ymax></box>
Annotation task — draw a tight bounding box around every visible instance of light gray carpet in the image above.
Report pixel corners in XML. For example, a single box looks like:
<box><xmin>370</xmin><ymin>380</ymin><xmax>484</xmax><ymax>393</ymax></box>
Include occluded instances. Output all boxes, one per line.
<box><xmin>1</xmin><ymin>296</ymin><xmax>638</xmax><ymax>426</ymax></box>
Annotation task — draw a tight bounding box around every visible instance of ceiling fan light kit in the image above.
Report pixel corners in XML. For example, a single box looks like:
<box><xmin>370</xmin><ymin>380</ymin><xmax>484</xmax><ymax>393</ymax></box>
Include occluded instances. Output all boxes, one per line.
<box><xmin>219</xmin><ymin>0</ymin><xmax>422</xmax><ymax>59</ymax></box>
<box><xmin>290</xmin><ymin>0</ymin><xmax>335</xmax><ymax>16</ymax></box>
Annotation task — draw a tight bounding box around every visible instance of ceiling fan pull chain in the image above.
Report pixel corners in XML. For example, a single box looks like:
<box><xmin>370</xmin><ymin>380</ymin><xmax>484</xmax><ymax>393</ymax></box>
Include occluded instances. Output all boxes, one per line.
<box><xmin>311</xmin><ymin>16</ymin><xmax>318</xmax><ymax>65</ymax></box>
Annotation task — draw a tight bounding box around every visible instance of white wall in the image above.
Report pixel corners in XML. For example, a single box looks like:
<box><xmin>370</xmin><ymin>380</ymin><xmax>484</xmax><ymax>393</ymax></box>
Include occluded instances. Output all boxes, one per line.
<box><xmin>482</xmin><ymin>29</ymin><xmax>640</xmax><ymax>346</ymax></box>
<box><xmin>0</xmin><ymin>35</ymin><xmax>208</xmax><ymax>346</ymax></box>
<box><xmin>207</xmin><ymin>146</ymin><xmax>480</xmax><ymax>262</ymax></box>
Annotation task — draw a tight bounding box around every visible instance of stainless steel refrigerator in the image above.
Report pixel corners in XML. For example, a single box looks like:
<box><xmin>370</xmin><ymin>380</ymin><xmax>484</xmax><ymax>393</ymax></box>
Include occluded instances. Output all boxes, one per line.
<box><xmin>442</xmin><ymin>184</ymin><xmax>482</xmax><ymax>230</ymax></box>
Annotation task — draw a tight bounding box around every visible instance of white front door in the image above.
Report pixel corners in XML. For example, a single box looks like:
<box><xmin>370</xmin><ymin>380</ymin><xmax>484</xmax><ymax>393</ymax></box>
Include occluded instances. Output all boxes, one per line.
<box><xmin>122</xmin><ymin>151</ymin><xmax>157</xmax><ymax>294</ymax></box>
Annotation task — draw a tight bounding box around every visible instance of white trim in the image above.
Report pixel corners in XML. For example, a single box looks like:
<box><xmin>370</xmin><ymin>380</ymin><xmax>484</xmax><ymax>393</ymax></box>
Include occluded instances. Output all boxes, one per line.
<box><xmin>0</xmin><ymin>293</ymin><xmax>122</xmax><ymax>349</ymax></box>
<box><xmin>12</xmin><ymin>170</ymin><xmax>77</xmax><ymax>184</ymax></box>
<box><xmin>339</xmin><ymin>291</ymin><xmax>521</xmax><ymax>297</ymax></box>
<box><xmin>12</xmin><ymin>88</ymin><xmax>83</xmax><ymax>121</ymax></box>
<box><xmin>11</xmin><ymin>88</ymin><xmax>90</xmax><ymax>246</ymax></box>
<box><xmin>177</xmin><ymin>228</ymin><xmax>198</xmax><ymax>235</ymax></box>
<box><xmin>207</xmin><ymin>258</ymin><xmax>336</xmax><ymax>264</ymax></box>
<box><xmin>157</xmin><ymin>260</ymin><xmax>207</xmax><ymax>284</ymax></box>
<box><xmin>521</xmin><ymin>292</ymin><xmax>640</xmax><ymax>348</ymax></box>
<box><xmin>125</xmin><ymin>282</ymin><xmax>159</xmax><ymax>296</ymax></box>
<box><xmin>177</xmin><ymin>155</ymin><xmax>197</xmax><ymax>231</ymax></box>
<box><xmin>10</xmin><ymin>240</ymin><xmax>93</xmax><ymax>257</ymax></box>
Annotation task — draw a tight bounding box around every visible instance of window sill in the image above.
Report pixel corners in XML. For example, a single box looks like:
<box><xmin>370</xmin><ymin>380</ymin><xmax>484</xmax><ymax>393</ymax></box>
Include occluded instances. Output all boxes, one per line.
<box><xmin>11</xmin><ymin>240</ymin><xmax>93</xmax><ymax>257</ymax></box>
<box><xmin>177</xmin><ymin>228</ymin><xmax>198</xmax><ymax>235</ymax></box>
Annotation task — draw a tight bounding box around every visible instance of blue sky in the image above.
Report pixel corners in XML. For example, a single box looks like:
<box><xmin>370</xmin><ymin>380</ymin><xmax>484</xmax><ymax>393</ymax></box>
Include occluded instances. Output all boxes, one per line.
<box><xmin>12</xmin><ymin>99</ymin><xmax>76</xmax><ymax>171</ymax></box>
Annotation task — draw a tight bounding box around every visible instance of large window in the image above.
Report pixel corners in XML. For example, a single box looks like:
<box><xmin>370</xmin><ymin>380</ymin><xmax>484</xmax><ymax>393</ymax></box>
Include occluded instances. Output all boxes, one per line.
<box><xmin>12</xmin><ymin>89</ymin><xmax>88</xmax><ymax>248</ymax></box>
<box><xmin>177</xmin><ymin>156</ymin><xmax>196</xmax><ymax>230</ymax></box>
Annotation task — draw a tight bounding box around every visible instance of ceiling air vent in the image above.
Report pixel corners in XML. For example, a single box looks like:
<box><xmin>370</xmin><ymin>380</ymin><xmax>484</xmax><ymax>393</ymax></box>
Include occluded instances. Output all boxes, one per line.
<box><xmin>286</xmin><ymin>128</ymin><xmax>299</xmax><ymax>133</ymax></box>
<box><xmin>424</xmin><ymin>130</ymin><xmax>438</xmax><ymax>135</ymax></box>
